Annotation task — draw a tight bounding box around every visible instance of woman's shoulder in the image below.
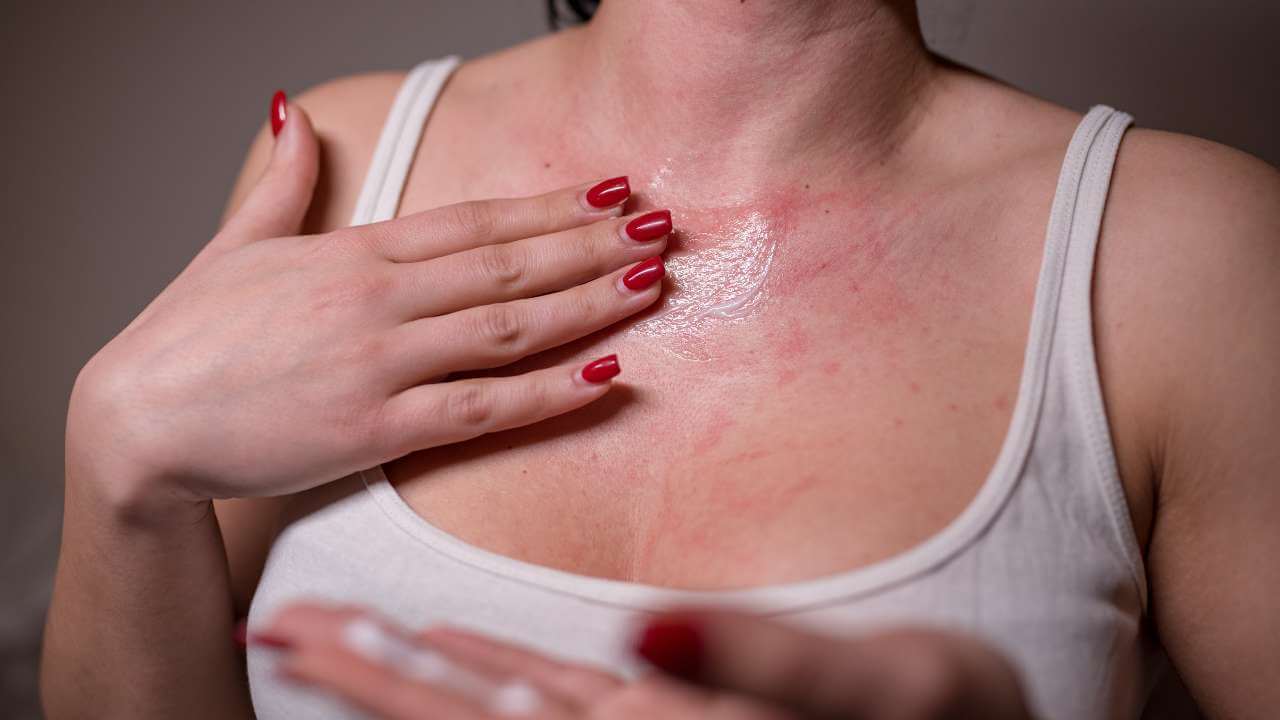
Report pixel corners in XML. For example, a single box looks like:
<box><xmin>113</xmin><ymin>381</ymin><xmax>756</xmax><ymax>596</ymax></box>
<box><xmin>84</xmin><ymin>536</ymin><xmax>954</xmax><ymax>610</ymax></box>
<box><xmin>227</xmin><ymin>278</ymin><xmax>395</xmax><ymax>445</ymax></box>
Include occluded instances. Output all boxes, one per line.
<box><xmin>1109</xmin><ymin>125</ymin><xmax>1279</xmax><ymax>227</ymax></box>
<box><xmin>954</xmin><ymin>71</ymin><xmax>1280</xmax><ymax>323</ymax></box>
<box><xmin>222</xmin><ymin>70</ymin><xmax>409</xmax><ymax>233</ymax></box>
<box><xmin>233</xmin><ymin>37</ymin><xmax>565</xmax><ymax>234</ymax></box>
<box><xmin>951</xmin><ymin>72</ymin><xmax>1280</xmax><ymax>540</ymax></box>
<box><xmin>291</xmin><ymin>71</ymin><xmax>413</xmax><ymax>232</ymax></box>
<box><xmin>1086</xmin><ymin>107</ymin><xmax>1279</xmax><ymax>535</ymax></box>
<box><xmin>1098</xmin><ymin>121</ymin><xmax>1279</xmax><ymax>435</ymax></box>
<box><xmin>1098</xmin><ymin>121</ymin><xmax>1279</xmax><ymax>379</ymax></box>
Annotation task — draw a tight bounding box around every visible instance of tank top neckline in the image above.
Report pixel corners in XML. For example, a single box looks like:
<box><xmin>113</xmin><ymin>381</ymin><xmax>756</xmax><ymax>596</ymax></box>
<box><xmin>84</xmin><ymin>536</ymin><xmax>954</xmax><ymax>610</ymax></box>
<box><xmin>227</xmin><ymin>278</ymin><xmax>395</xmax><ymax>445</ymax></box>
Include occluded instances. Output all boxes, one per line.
<box><xmin>355</xmin><ymin>58</ymin><xmax>1144</xmax><ymax>614</ymax></box>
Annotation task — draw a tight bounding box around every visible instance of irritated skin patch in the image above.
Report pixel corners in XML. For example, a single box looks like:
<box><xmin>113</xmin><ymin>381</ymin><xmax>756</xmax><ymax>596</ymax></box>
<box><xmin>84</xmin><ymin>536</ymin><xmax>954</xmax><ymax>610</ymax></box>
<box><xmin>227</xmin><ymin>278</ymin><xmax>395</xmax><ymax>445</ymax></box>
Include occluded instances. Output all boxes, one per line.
<box><xmin>629</xmin><ymin>204</ymin><xmax>784</xmax><ymax>360</ymax></box>
<box><xmin>617</xmin><ymin>159</ymin><xmax>935</xmax><ymax>364</ymax></box>
<box><xmin>385</xmin><ymin>87</ymin><xmax>1032</xmax><ymax>588</ymax></box>
<box><xmin>620</xmin><ymin>162</ymin><xmax>854</xmax><ymax>362</ymax></box>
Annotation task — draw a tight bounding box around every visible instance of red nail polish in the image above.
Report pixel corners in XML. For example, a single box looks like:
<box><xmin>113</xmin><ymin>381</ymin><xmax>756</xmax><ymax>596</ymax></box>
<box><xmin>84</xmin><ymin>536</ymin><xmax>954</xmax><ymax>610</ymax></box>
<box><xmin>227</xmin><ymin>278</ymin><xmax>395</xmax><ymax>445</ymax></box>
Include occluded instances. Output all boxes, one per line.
<box><xmin>635</xmin><ymin>618</ymin><xmax>705</xmax><ymax>681</ymax></box>
<box><xmin>586</xmin><ymin>176</ymin><xmax>630</xmax><ymax>208</ymax></box>
<box><xmin>626</xmin><ymin>210</ymin><xmax>672</xmax><ymax>242</ymax></box>
<box><xmin>270</xmin><ymin>90</ymin><xmax>287</xmax><ymax>137</ymax></box>
<box><xmin>249</xmin><ymin>631</ymin><xmax>294</xmax><ymax>650</ymax></box>
<box><xmin>623</xmin><ymin>256</ymin><xmax>665</xmax><ymax>291</ymax></box>
<box><xmin>233</xmin><ymin>619</ymin><xmax>248</xmax><ymax>649</ymax></box>
<box><xmin>581</xmin><ymin>354</ymin><xmax>620</xmax><ymax>383</ymax></box>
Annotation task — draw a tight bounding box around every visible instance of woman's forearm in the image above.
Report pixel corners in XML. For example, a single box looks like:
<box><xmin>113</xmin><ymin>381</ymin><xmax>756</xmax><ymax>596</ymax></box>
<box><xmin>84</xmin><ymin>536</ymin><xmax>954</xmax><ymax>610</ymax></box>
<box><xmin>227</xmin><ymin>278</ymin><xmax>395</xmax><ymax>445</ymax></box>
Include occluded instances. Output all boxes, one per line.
<box><xmin>41</xmin><ymin>455</ymin><xmax>251</xmax><ymax>720</ymax></box>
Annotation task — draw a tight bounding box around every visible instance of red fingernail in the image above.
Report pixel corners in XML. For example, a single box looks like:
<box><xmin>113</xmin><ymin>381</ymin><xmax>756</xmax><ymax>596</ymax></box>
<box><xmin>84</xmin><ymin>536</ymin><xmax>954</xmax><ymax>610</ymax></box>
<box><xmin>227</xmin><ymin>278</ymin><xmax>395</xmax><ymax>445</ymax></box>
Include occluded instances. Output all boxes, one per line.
<box><xmin>249</xmin><ymin>631</ymin><xmax>294</xmax><ymax>650</ymax></box>
<box><xmin>622</xmin><ymin>256</ymin><xmax>665</xmax><ymax>291</ymax></box>
<box><xmin>270</xmin><ymin>90</ymin><xmax>287</xmax><ymax>137</ymax></box>
<box><xmin>626</xmin><ymin>210</ymin><xmax>672</xmax><ymax>242</ymax></box>
<box><xmin>233</xmin><ymin>619</ymin><xmax>248</xmax><ymax>648</ymax></box>
<box><xmin>581</xmin><ymin>354</ymin><xmax>620</xmax><ymax>384</ymax></box>
<box><xmin>634</xmin><ymin>617</ymin><xmax>705</xmax><ymax>681</ymax></box>
<box><xmin>586</xmin><ymin>176</ymin><xmax>630</xmax><ymax>209</ymax></box>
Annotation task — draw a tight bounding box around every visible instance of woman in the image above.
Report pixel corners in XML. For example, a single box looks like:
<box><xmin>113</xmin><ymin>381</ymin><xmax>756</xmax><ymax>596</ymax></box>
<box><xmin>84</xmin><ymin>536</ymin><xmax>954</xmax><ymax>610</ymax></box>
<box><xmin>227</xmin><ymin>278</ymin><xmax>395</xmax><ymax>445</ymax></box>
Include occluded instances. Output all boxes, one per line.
<box><xmin>41</xmin><ymin>0</ymin><xmax>1280</xmax><ymax>718</ymax></box>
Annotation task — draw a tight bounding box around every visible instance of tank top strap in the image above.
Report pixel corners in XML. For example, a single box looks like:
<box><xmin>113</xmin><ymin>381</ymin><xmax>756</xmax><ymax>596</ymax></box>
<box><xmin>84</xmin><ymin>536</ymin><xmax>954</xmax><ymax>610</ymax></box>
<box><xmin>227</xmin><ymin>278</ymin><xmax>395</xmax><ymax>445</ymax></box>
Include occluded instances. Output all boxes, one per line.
<box><xmin>1033</xmin><ymin>105</ymin><xmax>1147</xmax><ymax>607</ymax></box>
<box><xmin>349</xmin><ymin>56</ymin><xmax>462</xmax><ymax>227</ymax></box>
<box><xmin>1025</xmin><ymin>107</ymin><xmax>1131</xmax><ymax>386</ymax></box>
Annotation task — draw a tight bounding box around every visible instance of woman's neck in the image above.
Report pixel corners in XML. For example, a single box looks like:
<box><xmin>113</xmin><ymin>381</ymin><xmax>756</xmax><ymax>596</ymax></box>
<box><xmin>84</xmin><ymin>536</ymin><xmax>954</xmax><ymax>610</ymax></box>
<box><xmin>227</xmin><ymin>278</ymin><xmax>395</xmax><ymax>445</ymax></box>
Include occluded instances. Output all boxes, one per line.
<box><xmin>570</xmin><ymin>0</ymin><xmax>936</xmax><ymax>199</ymax></box>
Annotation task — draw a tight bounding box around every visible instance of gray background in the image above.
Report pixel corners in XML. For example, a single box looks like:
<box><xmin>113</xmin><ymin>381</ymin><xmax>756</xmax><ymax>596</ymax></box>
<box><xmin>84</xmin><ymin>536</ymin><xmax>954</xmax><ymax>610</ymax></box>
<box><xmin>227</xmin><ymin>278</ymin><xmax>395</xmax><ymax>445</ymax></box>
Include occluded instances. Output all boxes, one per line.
<box><xmin>2</xmin><ymin>1</ymin><xmax>1276</xmax><ymax>717</ymax></box>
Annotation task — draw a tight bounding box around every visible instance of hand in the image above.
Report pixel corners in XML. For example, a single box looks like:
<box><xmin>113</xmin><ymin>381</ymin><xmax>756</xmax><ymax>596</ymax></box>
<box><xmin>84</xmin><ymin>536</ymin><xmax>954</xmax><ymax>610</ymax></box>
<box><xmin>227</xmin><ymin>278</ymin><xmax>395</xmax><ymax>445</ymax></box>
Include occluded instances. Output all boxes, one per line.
<box><xmin>257</xmin><ymin>604</ymin><xmax>789</xmax><ymax>719</ymax></box>
<box><xmin>67</xmin><ymin>102</ymin><xmax>668</xmax><ymax>519</ymax></box>
<box><xmin>633</xmin><ymin>610</ymin><xmax>1035</xmax><ymax>720</ymax></box>
<box><xmin>255</xmin><ymin>604</ymin><xmax>1034</xmax><ymax>720</ymax></box>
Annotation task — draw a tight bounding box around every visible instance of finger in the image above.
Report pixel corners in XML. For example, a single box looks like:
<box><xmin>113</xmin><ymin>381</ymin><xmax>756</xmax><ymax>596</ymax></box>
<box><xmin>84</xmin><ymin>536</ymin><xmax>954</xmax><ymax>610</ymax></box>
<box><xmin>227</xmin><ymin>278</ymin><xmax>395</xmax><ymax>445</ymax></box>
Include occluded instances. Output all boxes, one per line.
<box><xmin>218</xmin><ymin>92</ymin><xmax>320</xmax><ymax>245</ymax></box>
<box><xmin>423</xmin><ymin>627</ymin><xmax>622</xmax><ymax>707</ymax></box>
<box><xmin>263</xmin><ymin>604</ymin><xmax>562</xmax><ymax>719</ymax></box>
<box><xmin>378</xmin><ymin>355</ymin><xmax>622</xmax><ymax>457</ymax></box>
<box><xmin>632</xmin><ymin>610</ymin><xmax>883</xmax><ymax>718</ymax></box>
<box><xmin>279</xmin><ymin>634</ymin><xmax>496</xmax><ymax>720</ymax></box>
<box><xmin>702</xmin><ymin>693</ymin><xmax>799</xmax><ymax>720</ymax></box>
<box><xmin>634</xmin><ymin>612</ymin><xmax>1033</xmax><ymax>720</ymax></box>
<box><xmin>391</xmin><ymin>257</ymin><xmax>662</xmax><ymax>383</ymax></box>
<box><xmin>396</xmin><ymin>209</ymin><xmax>671</xmax><ymax>318</ymax></box>
<box><xmin>359</xmin><ymin>176</ymin><xmax>632</xmax><ymax>263</ymax></box>
<box><xmin>255</xmin><ymin>601</ymin><xmax>367</xmax><ymax>645</ymax></box>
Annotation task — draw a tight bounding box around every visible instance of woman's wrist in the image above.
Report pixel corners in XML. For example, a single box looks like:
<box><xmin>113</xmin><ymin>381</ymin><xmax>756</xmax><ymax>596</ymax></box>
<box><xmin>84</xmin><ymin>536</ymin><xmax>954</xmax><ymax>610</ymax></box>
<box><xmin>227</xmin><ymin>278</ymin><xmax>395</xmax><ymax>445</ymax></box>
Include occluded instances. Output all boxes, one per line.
<box><xmin>65</xmin><ymin>365</ymin><xmax>212</xmax><ymax>528</ymax></box>
<box><xmin>64</xmin><ymin>446</ymin><xmax>212</xmax><ymax>530</ymax></box>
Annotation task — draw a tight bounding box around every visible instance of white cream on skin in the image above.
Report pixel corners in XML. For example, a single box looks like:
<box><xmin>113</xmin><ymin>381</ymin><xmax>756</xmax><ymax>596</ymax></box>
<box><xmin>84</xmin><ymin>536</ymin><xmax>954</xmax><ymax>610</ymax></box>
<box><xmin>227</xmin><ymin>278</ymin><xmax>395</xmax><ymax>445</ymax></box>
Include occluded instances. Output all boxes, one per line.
<box><xmin>341</xmin><ymin>618</ymin><xmax>542</xmax><ymax>716</ymax></box>
<box><xmin>630</xmin><ymin>208</ymin><xmax>778</xmax><ymax>361</ymax></box>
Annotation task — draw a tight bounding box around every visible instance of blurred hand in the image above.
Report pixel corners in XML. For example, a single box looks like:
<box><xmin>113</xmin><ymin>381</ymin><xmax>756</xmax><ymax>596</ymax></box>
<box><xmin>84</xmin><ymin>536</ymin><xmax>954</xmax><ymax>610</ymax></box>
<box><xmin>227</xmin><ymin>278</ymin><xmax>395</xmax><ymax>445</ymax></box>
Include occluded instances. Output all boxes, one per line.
<box><xmin>632</xmin><ymin>610</ymin><xmax>1034</xmax><ymax>720</ymax></box>
<box><xmin>66</xmin><ymin>100</ymin><xmax>668</xmax><ymax>520</ymax></box>
<box><xmin>257</xmin><ymin>603</ymin><xmax>1033</xmax><ymax>720</ymax></box>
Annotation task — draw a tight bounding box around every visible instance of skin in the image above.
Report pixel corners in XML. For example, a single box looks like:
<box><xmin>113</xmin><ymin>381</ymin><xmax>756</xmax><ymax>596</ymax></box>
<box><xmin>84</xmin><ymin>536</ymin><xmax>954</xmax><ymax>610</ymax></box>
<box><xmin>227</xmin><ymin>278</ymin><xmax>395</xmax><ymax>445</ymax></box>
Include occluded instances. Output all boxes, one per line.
<box><xmin>42</xmin><ymin>0</ymin><xmax>1280</xmax><ymax>717</ymax></box>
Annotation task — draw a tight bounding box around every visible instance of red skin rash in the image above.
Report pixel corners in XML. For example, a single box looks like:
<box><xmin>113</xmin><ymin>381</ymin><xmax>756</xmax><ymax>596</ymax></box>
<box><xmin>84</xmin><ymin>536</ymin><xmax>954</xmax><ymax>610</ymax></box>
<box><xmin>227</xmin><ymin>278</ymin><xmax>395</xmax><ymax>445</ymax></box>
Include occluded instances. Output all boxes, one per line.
<box><xmin>726</xmin><ymin>448</ymin><xmax>773</xmax><ymax>465</ymax></box>
<box><xmin>388</xmin><ymin>76</ymin><xmax>1032</xmax><ymax>587</ymax></box>
<box><xmin>712</xmin><ymin>471</ymin><xmax>821</xmax><ymax>520</ymax></box>
<box><xmin>618</xmin><ymin>177</ymin><xmax>975</xmax><ymax>554</ymax></box>
<box><xmin>633</xmin><ymin>465</ymin><xmax>825</xmax><ymax>577</ymax></box>
<box><xmin>516</xmin><ymin>106</ymin><xmax>957</xmax><ymax>341</ymax></box>
<box><xmin>604</xmin><ymin>172</ymin><xmax>949</xmax><ymax>393</ymax></box>
<box><xmin>782</xmin><ymin>324</ymin><xmax>813</xmax><ymax>353</ymax></box>
<box><xmin>510</xmin><ymin>140</ymin><xmax>953</xmax><ymax>364</ymax></box>
<box><xmin>691</xmin><ymin>410</ymin><xmax>737</xmax><ymax>455</ymax></box>
<box><xmin>471</xmin><ymin>147</ymin><xmax>976</xmax><ymax>520</ymax></box>
<box><xmin>617</xmin><ymin>189</ymin><xmax>813</xmax><ymax>362</ymax></box>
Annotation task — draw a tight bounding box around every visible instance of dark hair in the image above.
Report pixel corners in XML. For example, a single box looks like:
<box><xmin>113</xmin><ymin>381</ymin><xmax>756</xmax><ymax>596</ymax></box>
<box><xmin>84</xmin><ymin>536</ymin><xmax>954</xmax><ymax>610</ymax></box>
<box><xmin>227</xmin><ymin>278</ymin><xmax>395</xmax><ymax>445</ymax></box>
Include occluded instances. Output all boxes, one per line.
<box><xmin>547</xmin><ymin>0</ymin><xmax>600</xmax><ymax>29</ymax></box>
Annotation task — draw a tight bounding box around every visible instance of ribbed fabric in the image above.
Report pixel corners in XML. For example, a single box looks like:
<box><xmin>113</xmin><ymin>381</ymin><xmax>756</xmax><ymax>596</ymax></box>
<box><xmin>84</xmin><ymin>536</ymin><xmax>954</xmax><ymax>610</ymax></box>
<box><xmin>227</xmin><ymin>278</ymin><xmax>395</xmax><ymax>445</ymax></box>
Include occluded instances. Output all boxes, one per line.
<box><xmin>248</xmin><ymin>59</ymin><xmax>1147</xmax><ymax>719</ymax></box>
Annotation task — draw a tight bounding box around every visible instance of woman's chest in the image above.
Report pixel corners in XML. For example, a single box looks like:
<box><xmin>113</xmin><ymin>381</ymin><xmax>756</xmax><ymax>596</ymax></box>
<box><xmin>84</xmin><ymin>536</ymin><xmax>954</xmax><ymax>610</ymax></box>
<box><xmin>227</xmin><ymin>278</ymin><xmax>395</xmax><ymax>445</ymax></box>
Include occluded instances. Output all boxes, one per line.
<box><xmin>381</xmin><ymin>112</ymin><xmax>1054</xmax><ymax>587</ymax></box>
<box><xmin>384</xmin><ymin>208</ymin><xmax>1037</xmax><ymax>587</ymax></box>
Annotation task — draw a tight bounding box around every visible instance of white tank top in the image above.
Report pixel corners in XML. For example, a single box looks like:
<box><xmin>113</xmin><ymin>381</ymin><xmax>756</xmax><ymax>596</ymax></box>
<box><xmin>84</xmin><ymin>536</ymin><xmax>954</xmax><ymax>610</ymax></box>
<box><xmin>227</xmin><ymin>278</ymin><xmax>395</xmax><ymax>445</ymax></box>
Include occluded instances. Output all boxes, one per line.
<box><xmin>248</xmin><ymin>58</ymin><xmax>1157</xmax><ymax>719</ymax></box>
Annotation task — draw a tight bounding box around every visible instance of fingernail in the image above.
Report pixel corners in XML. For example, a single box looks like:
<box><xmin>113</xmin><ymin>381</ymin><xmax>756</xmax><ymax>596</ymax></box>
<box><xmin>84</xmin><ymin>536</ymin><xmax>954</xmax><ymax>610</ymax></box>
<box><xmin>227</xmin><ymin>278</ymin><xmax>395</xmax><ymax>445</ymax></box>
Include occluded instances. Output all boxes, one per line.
<box><xmin>249</xmin><ymin>631</ymin><xmax>295</xmax><ymax>650</ymax></box>
<box><xmin>622</xmin><ymin>256</ymin><xmax>665</xmax><ymax>291</ymax></box>
<box><xmin>634</xmin><ymin>617</ymin><xmax>705</xmax><ymax>681</ymax></box>
<box><xmin>270</xmin><ymin>90</ymin><xmax>287</xmax><ymax>137</ymax></box>
<box><xmin>233</xmin><ymin>619</ymin><xmax>248</xmax><ymax>648</ymax></box>
<box><xmin>581</xmin><ymin>354</ymin><xmax>620</xmax><ymax>384</ymax></box>
<box><xmin>625</xmin><ymin>210</ymin><xmax>672</xmax><ymax>242</ymax></box>
<box><xmin>585</xmin><ymin>176</ymin><xmax>630</xmax><ymax>209</ymax></box>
